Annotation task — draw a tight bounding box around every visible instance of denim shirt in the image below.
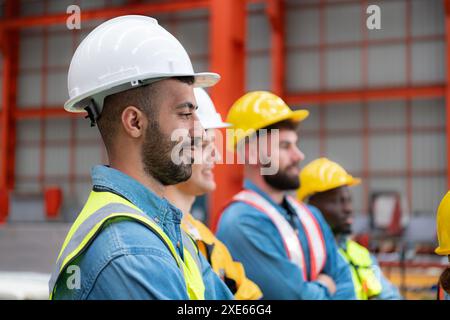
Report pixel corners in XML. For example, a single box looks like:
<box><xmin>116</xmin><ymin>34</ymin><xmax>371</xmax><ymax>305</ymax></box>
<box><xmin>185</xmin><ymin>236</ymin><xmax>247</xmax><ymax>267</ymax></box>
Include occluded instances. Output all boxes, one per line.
<box><xmin>337</xmin><ymin>237</ymin><xmax>402</xmax><ymax>300</ymax></box>
<box><xmin>216</xmin><ymin>179</ymin><xmax>355</xmax><ymax>300</ymax></box>
<box><xmin>53</xmin><ymin>165</ymin><xmax>233</xmax><ymax>300</ymax></box>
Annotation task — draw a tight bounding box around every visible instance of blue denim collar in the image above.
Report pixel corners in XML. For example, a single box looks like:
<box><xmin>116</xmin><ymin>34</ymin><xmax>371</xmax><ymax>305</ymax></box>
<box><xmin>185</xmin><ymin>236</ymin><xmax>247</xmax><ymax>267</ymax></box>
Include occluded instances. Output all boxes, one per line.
<box><xmin>91</xmin><ymin>165</ymin><xmax>182</xmax><ymax>225</ymax></box>
<box><xmin>337</xmin><ymin>236</ymin><xmax>350</xmax><ymax>250</ymax></box>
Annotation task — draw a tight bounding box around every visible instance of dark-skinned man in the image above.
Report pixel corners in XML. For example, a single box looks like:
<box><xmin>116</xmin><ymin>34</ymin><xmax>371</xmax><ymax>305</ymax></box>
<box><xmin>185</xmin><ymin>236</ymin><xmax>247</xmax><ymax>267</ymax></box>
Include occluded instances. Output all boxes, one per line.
<box><xmin>297</xmin><ymin>157</ymin><xmax>402</xmax><ymax>300</ymax></box>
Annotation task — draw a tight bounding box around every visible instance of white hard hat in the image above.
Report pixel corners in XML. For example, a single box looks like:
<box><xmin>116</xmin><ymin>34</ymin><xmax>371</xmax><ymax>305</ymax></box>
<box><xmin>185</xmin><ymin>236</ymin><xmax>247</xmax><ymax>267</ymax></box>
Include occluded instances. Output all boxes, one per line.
<box><xmin>65</xmin><ymin>15</ymin><xmax>220</xmax><ymax>113</ymax></box>
<box><xmin>194</xmin><ymin>88</ymin><xmax>230</xmax><ymax>129</ymax></box>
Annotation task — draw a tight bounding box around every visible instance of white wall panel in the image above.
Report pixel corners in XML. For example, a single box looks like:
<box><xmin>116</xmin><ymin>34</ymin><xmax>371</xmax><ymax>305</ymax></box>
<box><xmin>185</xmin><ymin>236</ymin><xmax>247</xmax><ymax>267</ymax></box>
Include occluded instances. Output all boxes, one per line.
<box><xmin>75</xmin><ymin>145</ymin><xmax>103</xmax><ymax>175</ymax></box>
<box><xmin>368</xmin><ymin>44</ymin><xmax>406</xmax><ymax>86</ymax></box>
<box><xmin>369</xmin><ymin>134</ymin><xmax>406</xmax><ymax>171</ymax></box>
<box><xmin>412</xmin><ymin>177</ymin><xmax>446</xmax><ymax>214</ymax></box>
<box><xmin>20</xmin><ymin>36</ymin><xmax>43</xmax><ymax>70</ymax></box>
<box><xmin>412</xmin><ymin>132</ymin><xmax>446</xmax><ymax>170</ymax></box>
<box><xmin>48</xmin><ymin>34</ymin><xmax>73</xmax><ymax>68</ymax></box>
<box><xmin>325</xmin><ymin>102</ymin><xmax>363</xmax><ymax>130</ymax></box>
<box><xmin>325</xmin><ymin>3</ymin><xmax>361</xmax><ymax>43</ymax></box>
<box><xmin>326</xmin><ymin>48</ymin><xmax>361</xmax><ymax>89</ymax></box>
<box><xmin>21</xmin><ymin>0</ymin><xmax>44</xmax><ymax>16</ymax></box>
<box><xmin>412</xmin><ymin>41</ymin><xmax>445</xmax><ymax>84</ymax></box>
<box><xmin>286</xmin><ymin>8</ymin><xmax>319</xmax><ymax>46</ymax></box>
<box><xmin>246</xmin><ymin>55</ymin><xmax>270</xmax><ymax>91</ymax></box>
<box><xmin>326</xmin><ymin>136</ymin><xmax>363</xmax><ymax>172</ymax></box>
<box><xmin>17</xmin><ymin>120</ymin><xmax>40</xmax><ymax>143</ymax></box>
<box><xmin>18</xmin><ymin>74</ymin><xmax>42</xmax><ymax>108</ymax></box>
<box><xmin>45</xmin><ymin>146</ymin><xmax>69</xmax><ymax>176</ymax></box>
<box><xmin>286</xmin><ymin>51</ymin><xmax>320</xmax><ymax>91</ymax></box>
<box><xmin>172</xmin><ymin>18</ymin><xmax>209</xmax><ymax>57</ymax></box>
<box><xmin>368</xmin><ymin>100</ymin><xmax>406</xmax><ymax>128</ymax></box>
<box><xmin>298</xmin><ymin>105</ymin><xmax>319</xmax><ymax>131</ymax></box>
<box><xmin>411</xmin><ymin>0</ymin><xmax>444</xmax><ymax>37</ymax></box>
<box><xmin>44</xmin><ymin>119</ymin><xmax>71</xmax><ymax>141</ymax></box>
<box><xmin>248</xmin><ymin>13</ymin><xmax>270</xmax><ymax>51</ymax></box>
<box><xmin>412</xmin><ymin>98</ymin><xmax>445</xmax><ymax>127</ymax></box>
<box><xmin>16</xmin><ymin>146</ymin><xmax>40</xmax><ymax>177</ymax></box>
<box><xmin>47</xmin><ymin>71</ymin><xmax>68</xmax><ymax>105</ymax></box>
<box><xmin>299</xmin><ymin>136</ymin><xmax>320</xmax><ymax>164</ymax></box>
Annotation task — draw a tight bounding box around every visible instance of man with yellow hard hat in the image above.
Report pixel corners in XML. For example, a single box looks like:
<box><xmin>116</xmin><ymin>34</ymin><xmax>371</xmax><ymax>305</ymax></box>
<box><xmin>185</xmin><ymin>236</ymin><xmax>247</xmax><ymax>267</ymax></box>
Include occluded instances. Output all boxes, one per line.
<box><xmin>435</xmin><ymin>191</ymin><xmax>450</xmax><ymax>300</ymax></box>
<box><xmin>216</xmin><ymin>91</ymin><xmax>355</xmax><ymax>299</ymax></box>
<box><xmin>297</xmin><ymin>157</ymin><xmax>402</xmax><ymax>300</ymax></box>
<box><xmin>166</xmin><ymin>88</ymin><xmax>262</xmax><ymax>300</ymax></box>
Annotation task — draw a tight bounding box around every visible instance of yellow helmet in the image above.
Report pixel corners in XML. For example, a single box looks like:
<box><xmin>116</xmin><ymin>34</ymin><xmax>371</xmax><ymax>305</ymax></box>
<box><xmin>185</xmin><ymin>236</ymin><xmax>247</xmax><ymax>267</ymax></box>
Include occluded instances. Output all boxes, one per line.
<box><xmin>225</xmin><ymin>91</ymin><xmax>309</xmax><ymax>149</ymax></box>
<box><xmin>435</xmin><ymin>191</ymin><xmax>450</xmax><ymax>256</ymax></box>
<box><xmin>297</xmin><ymin>157</ymin><xmax>361</xmax><ymax>201</ymax></box>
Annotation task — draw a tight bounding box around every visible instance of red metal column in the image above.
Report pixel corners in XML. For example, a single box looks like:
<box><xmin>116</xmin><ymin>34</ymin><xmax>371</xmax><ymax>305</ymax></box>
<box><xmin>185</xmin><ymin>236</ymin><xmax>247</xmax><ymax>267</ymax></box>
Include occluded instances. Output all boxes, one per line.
<box><xmin>0</xmin><ymin>0</ymin><xmax>19</xmax><ymax>191</ymax></box>
<box><xmin>445</xmin><ymin>0</ymin><xmax>450</xmax><ymax>189</ymax></box>
<box><xmin>209</xmin><ymin>0</ymin><xmax>246</xmax><ymax>231</ymax></box>
<box><xmin>267</xmin><ymin>0</ymin><xmax>285</xmax><ymax>96</ymax></box>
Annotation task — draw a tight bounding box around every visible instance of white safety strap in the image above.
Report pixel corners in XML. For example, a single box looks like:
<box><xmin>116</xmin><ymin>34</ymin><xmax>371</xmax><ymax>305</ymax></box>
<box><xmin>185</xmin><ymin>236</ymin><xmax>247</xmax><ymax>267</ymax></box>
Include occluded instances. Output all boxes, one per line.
<box><xmin>286</xmin><ymin>196</ymin><xmax>327</xmax><ymax>280</ymax></box>
<box><xmin>232</xmin><ymin>190</ymin><xmax>307</xmax><ymax>280</ymax></box>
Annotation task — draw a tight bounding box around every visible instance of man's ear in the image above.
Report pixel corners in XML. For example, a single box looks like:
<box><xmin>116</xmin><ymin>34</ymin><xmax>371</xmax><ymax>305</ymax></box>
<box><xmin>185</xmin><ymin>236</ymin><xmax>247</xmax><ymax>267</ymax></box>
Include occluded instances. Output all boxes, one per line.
<box><xmin>121</xmin><ymin>106</ymin><xmax>147</xmax><ymax>138</ymax></box>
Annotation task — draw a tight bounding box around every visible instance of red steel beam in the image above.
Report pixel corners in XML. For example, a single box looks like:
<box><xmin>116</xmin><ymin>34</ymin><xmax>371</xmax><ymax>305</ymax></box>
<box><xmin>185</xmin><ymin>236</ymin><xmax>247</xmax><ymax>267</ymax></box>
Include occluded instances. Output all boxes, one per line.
<box><xmin>285</xmin><ymin>85</ymin><xmax>445</xmax><ymax>105</ymax></box>
<box><xmin>267</xmin><ymin>0</ymin><xmax>285</xmax><ymax>96</ymax></box>
<box><xmin>0</xmin><ymin>0</ymin><xmax>19</xmax><ymax>191</ymax></box>
<box><xmin>0</xmin><ymin>0</ymin><xmax>210</xmax><ymax>29</ymax></box>
<box><xmin>446</xmin><ymin>0</ymin><xmax>450</xmax><ymax>190</ymax></box>
<box><xmin>209</xmin><ymin>0</ymin><xmax>246</xmax><ymax>231</ymax></box>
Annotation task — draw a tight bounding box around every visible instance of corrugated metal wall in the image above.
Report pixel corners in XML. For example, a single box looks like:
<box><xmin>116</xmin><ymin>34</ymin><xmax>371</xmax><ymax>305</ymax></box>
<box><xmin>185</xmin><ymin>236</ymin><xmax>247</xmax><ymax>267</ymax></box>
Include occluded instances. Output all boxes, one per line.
<box><xmin>5</xmin><ymin>0</ymin><xmax>449</xmax><ymax>220</ymax></box>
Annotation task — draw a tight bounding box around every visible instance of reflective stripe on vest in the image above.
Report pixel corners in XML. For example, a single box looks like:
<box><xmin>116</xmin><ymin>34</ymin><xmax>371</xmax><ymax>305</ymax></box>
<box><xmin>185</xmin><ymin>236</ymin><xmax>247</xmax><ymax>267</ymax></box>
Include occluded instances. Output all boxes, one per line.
<box><xmin>339</xmin><ymin>239</ymin><xmax>382</xmax><ymax>299</ymax></box>
<box><xmin>181</xmin><ymin>230</ymin><xmax>202</xmax><ymax>273</ymax></box>
<box><xmin>48</xmin><ymin>190</ymin><xmax>205</xmax><ymax>300</ymax></box>
<box><xmin>232</xmin><ymin>190</ymin><xmax>326</xmax><ymax>280</ymax></box>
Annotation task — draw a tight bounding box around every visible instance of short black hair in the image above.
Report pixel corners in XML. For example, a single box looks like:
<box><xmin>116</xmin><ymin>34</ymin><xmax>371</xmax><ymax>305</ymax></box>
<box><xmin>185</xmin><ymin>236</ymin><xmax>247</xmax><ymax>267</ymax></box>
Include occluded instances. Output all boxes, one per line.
<box><xmin>97</xmin><ymin>76</ymin><xmax>194</xmax><ymax>153</ymax></box>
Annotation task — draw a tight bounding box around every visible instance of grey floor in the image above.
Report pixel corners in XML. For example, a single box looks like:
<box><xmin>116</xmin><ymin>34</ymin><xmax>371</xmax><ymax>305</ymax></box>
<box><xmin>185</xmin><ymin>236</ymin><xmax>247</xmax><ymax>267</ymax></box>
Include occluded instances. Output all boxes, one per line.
<box><xmin>0</xmin><ymin>223</ymin><xmax>71</xmax><ymax>273</ymax></box>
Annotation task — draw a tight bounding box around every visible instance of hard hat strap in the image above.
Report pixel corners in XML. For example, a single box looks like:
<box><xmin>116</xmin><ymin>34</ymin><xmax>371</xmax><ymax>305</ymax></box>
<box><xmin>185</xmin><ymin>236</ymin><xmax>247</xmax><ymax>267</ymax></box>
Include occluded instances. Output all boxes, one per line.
<box><xmin>84</xmin><ymin>100</ymin><xmax>101</xmax><ymax>127</ymax></box>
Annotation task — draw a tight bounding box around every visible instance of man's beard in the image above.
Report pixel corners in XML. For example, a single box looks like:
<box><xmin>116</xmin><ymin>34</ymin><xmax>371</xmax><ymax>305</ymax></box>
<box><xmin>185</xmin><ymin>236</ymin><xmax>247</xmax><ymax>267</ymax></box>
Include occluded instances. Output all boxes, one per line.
<box><xmin>141</xmin><ymin>120</ymin><xmax>192</xmax><ymax>186</ymax></box>
<box><xmin>263</xmin><ymin>163</ymin><xmax>300</xmax><ymax>191</ymax></box>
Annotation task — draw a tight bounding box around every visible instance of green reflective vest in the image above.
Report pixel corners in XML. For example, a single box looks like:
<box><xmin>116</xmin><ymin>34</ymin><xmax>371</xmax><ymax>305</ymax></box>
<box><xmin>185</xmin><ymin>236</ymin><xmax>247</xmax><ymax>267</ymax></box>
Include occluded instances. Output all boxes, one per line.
<box><xmin>339</xmin><ymin>239</ymin><xmax>382</xmax><ymax>300</ymax></box>
<box><xmin>49</xmin><ymin>190</ymin><xmax>205</xmax><ymax>300</ymax></box>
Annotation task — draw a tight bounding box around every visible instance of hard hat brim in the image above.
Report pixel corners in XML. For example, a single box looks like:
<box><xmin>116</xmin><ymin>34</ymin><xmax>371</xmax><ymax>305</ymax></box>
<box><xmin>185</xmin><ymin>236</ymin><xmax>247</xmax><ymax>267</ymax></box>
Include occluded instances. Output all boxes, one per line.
<box><xmin>64</xmin><ymin>72</ymin><xmax>220</xmax><ymax>113</ymax></box>
<box><xmin>435</xmin><ymin>247</ymin><xmax>450</xmax><ymax>256</ymax></box>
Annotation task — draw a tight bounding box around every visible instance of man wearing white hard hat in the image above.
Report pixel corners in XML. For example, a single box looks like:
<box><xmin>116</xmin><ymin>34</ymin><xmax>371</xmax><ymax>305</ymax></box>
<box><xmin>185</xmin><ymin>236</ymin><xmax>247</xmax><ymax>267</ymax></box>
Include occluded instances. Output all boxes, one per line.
<box><xmin>49</xmin><ymin>15</ymin><xmax>232</xmax><ymax>300</ymax></box>
<box><xmin>166</xmin><ymin>88</ymin><xmax>263</xmax><ymax>300</ymax></box>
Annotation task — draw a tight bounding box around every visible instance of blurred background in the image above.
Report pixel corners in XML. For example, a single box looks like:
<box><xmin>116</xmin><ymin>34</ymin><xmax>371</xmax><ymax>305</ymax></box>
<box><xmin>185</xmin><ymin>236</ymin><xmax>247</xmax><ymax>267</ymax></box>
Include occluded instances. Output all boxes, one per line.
<box><xmin>0</xmin><ymin>0</ymin><xmax>448</xmax><ymax>299</ymax></box>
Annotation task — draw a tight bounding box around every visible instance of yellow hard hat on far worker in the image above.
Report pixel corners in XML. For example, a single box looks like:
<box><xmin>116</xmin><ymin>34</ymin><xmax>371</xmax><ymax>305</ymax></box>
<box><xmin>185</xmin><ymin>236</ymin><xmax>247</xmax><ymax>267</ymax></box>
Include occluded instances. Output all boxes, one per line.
<box><xmin>225</xmin><ymin>91</ymin><xmax>309</xmax><ymax>149</ymax></box>
<box><xmin>435</xmin><ymin>191</ymin><xmax>450</xmax><ymax>256</ymax></box>
<box><xmin>297</xmin><ymin>157</ymin><xmax>361</xmax><ymax>201</ymax></box>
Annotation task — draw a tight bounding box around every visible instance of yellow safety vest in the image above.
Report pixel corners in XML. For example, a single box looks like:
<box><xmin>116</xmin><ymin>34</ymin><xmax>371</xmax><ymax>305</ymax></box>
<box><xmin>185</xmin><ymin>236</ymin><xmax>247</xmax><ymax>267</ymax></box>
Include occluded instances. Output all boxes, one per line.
<box><xmin>339</xmin><ymin>239</ymin><xmax>382</xmax><ymax>300</ymax></box>
<box><xmin>182</xmin><ymin>213</ymin><xmax>263</xmax><ymax>300</ymax></box>
<box><xmin>48</xmin><ymin>190</ymin><xmax>205</xmax><ymax>300</ymax></box>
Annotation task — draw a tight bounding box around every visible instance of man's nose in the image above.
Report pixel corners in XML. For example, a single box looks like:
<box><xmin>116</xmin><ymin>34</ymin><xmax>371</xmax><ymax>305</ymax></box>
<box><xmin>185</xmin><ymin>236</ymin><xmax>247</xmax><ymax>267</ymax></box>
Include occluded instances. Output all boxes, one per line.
<box><xmin>292</xmin><ymin>145</ymin><xmax>305</xmax><ymax>163</ymax></box>
<box><xmin>343</xmin><ymin>200</ymin><xmax>353</xmax><ymax>216</ymax></box>
<box><xmin>191</xmin><ymin>113</ymin><xmax>205</xmax><ymax>140</ymax></box>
